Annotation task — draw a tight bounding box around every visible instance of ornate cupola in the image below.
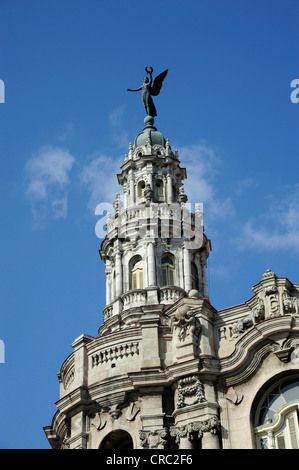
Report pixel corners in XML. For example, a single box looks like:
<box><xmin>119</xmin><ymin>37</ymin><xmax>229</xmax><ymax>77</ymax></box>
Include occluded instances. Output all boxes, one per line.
<box><xmin>44</xmin><ymin>67</ymin><xmax>299</xmax><ymax>451</ymax></box>
<box><xmin>99</xmin><ymin>114</ymin><xmax>211</xmax><ymax>334</ymax></box>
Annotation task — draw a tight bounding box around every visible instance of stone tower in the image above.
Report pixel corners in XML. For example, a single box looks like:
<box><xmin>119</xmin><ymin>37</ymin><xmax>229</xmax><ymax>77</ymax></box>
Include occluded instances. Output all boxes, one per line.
<box><xmin>44</xmin><ymin>102</ymin><xmax>299</xmax><ymax>451</ymax></box>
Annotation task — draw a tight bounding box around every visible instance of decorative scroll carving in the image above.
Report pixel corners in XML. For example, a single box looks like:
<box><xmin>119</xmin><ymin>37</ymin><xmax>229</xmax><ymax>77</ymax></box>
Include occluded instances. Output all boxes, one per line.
<box><xmin>225</xmin><ymin>386</ymin><xmax>243</xmax><ymax>405</ymax></box>
<box><xmin>139</xmin><ymin>428</ymin><xmax>168</xmax><ymax>449</ymax></box>
<box><xmin>273</xmin><ymin>337</ymin><xmax>299</xmax><ymax>363</ymax></box>
<box><xmin>125</xmin><ymin>400</ymin><xmax>141</xmax><ymax>421</ymax></box>
<box><xmin>88</xmin><ymin>411</ymin><xmax>107</xmax><ymax>431</ymax></box>
<box><xmin>177</xmin><ymin>375</ymin><xmax>206</xmax><ymax>408</ymax></box>
<box><xmin>171</xmin><ymin>305</ymin><xmax>201</xmax><ymax>342</ymax></box>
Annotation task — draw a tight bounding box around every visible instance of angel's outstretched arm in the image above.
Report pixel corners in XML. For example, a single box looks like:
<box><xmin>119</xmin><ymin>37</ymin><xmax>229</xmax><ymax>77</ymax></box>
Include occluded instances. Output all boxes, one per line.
<box><xmin>127</xmin><ymin>86</ymin><xmax>142</xmax><ymax>92</ymax></box>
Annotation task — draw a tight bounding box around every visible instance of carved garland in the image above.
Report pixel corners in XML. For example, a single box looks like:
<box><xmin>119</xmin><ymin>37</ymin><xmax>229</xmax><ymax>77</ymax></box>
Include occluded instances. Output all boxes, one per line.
<box><xmin>177</xmin><ymin>375</ymin><xmax>206</xmax><ymax>408</ymax></box>
<box><xmin>170</xmin><ymin>417</ymin><xmax>220</xmax><ymax>445</ymax></box>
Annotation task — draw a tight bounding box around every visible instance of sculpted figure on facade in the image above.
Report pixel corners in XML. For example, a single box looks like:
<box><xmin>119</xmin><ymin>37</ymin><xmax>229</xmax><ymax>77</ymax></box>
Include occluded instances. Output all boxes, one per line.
<box><xmin>127</xmin><ymin>67</ymin><xmax>168</xmax><ymax>117</ymax></box>
<box><xmin>282</xmin><ymin>291</ymin><xmax>299</xmax><ymax>315</ymax></box>
<box><xmin>171</xmin><ymin>304</ymin><xmax>201</xmax><ymax>343</ymax></box>
<box><xmin>232</xmin><ymin>300</ymin><xmax>265</xmax><ymax>337</ymax></box>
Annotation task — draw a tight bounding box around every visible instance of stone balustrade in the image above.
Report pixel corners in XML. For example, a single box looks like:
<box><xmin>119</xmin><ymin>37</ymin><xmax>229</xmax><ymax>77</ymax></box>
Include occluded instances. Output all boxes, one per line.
<box><xmin>91</xmin><ymin>341</ymin><xmax>139</xmax><ymax>367</ymax></box>
<box><xmin>160</xmin><ymin>286</ymin><xmax>185</xmax><ymax>304</ymax></box>
<box><xmin>122</xmin><ymin>289</ymin><xmax>147</xmax><ymax>308</ymax></box>
<box><xmin>104</xmin><ymin>204</ymin><xmax>196</xmax><ymax>237</ymax></box>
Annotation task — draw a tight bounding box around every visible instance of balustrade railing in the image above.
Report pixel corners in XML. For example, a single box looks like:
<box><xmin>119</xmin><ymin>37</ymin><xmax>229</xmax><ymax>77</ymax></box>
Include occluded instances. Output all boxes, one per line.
<box><xmin>159</xmin><ymin>286</ymin><xmax>185</xmax><ymax>303</ymax></box>
<box><xmin>121</xmin><ymin>289</ymin><xmax>147</xmax><ymax>308</ymax></box>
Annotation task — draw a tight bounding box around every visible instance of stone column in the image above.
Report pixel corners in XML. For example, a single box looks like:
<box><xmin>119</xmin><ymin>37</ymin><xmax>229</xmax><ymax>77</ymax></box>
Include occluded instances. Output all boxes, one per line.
<box><xmin>115</xmin><ymin>253</ymin><xmax>122</xmax><ymax>297</ymax></box>
<box><xmin>70</xmin><ymin>334</ymin><xmax>95</xmax><ymax>389</ymax></box>
<box><xmin>167</xmin><ymin>173</ymin><xmax>173</xmax><ymax>203</ymax></box>
<box><xmin>179</xmin><ymin>437</ymin><xmax>194</xmax><ymax>449</ymax></box>
<box><xmin>200</xmin><ymin>253</ymin><xmax>209</xmax><ymax>298</ymax></box>
<box><xmin>201</xmin><ymin>430</ymin><xmax>220</xmax><ymax>449</ymax></box>
<box><xmin>147</xmin><ymin>242</ymin><xmax>156</xmax><ymax>287</ymax></box>
<box><xmin>105</xmin><ymin>268</ymin><xmax>111</xmax><ymax>305</ymax></box>
<box><xmin>129</xmin><ymin>172</ymin><xmax>135</xmax><ymax>206</ymax></box>
<box><xmin>147</xmin><ymin>172</ymin><xmax>153</xmax><ymax>190</ymax></box>
<box><xmin>183</xmin><ymin>247</ymin><xmax>192</xmax><ymax>292</ymax></box>
<box><xmin>201</xmin><ymin>417</ymin><xmax>220</xmax><ymax>449</ymax></box>
<box><xmin>139</xmin><ymin>306</ymin><xmax>163</xmax><ymax>369</ymax></box>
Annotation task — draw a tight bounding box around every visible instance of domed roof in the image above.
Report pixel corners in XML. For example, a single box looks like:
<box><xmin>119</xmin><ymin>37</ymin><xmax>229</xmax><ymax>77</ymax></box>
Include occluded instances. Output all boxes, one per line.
<box><xmin>133</xmin><ymin>116</ymin><xmax>166</xmax><ymax>149</ymax></box>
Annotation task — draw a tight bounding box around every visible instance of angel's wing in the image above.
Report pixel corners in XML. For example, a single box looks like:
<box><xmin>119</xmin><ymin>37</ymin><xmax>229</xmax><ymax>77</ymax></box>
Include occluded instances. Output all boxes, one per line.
<box><xmin>150</xmin><ymin>69</ymin><xmax>168</xmax><ymax>96</ymax></box>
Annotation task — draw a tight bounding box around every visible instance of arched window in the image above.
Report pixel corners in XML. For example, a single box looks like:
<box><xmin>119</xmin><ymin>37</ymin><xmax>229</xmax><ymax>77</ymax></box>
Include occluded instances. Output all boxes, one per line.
<box><xmin>137</xmin><ymin>180</ymin><xmax>146</xmax><ymax>198</ymax></box>
<box><xmin>155</xmin><ymin>179</ymin><xmax>163</xmax><ymax>198</ymax></box>
<box><xmin>161</xmin><ymin>253</ymin><xmax>176</xmax><ymax>286</ymax></box>
<box><xmin>191</xmin><ymin>262</ymin><xmax>199</xmax><ymax>290</ymax></box>
<box><xmin>254</xmin><ymin>378</ymin><xmax>299</xmax><ymax>449</ymax></box>
<box><xmin>130</xmin><ymin>256</ymin><xmax>143</xmax><ymax>290</ymax></box>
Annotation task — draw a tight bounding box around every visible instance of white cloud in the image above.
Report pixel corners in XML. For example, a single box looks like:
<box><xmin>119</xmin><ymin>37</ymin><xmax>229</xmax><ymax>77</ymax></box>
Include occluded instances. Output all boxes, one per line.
<box><xmin>177</xmin><ymin>143</ymin><xmax>233</xmax><ymax>220</ymax></box>
<box><xmin>238</xmin><ymin>185</ymin><xmax>299</xmax><ymax>252</ymax></box>
<box><xmin>25</xmin><ymin>145</ymin><xmax>75</xmax><ymax>227</ymax></box>
<box><xmin>79</xmin><ymin>153</ymin><xmax>123</xmax><ymax>213</ymax></box>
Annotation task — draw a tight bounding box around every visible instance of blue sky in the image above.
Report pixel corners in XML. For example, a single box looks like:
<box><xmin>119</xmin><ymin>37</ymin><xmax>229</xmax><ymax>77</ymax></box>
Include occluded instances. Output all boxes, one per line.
<box><xmin>0</xmin><ymin>0</ymin><xmax>298</xmax><ymax>449</ymax></box>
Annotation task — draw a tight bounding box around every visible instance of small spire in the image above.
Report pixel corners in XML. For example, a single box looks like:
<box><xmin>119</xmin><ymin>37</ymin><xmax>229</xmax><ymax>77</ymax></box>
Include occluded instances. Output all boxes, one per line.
<box><xmin>166</xmin><ymin>139</ymin><xmax>171</xmax><ymax>156</ymax></box>
<box><xmin>178</xmin><ymin>184</ymin><xmax>188</xmax><ymax>207</ymax></box>
<box><xmin>128</xmin><ymin>142</ymin><xmax>133</xmax><ymax>159</ymax></box>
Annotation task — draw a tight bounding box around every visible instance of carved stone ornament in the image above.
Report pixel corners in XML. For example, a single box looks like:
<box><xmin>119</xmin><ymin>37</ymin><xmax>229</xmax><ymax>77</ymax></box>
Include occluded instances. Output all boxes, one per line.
<box><xmin>282</xmin><ymin>291</ymin><xmax>299</xmax><ymax>315</ymax></box>
<box><xmin>88</xmin><ymin>411</ymin><xmax>107</xmax><ymax>431</ymax></box>
<box><xmin>232</xmin><ymin>300</ymin><xmax>265</xmax><ymax>337</ymax></box>
<box><xmin>171</xmin><ymin>305</ymin><xmax>201</xmax><ymax>342</ymax></box>
<box><xmin>273</xmin><ymin>338</ymin><xmax>299</xmax><ymax>363</ymax></box>
<box><xmin>109</xmin><ymin>405</ymin><xmax>121</xmax><ymax>420</ymax></box>
<box><xmin>261</xmin><ymin>269</ymin><xmax>277</xmax><ymax>280</ymax></box>
<box><xmin>125</xmin><ymin>400</ymin><xmax>141</xmax><ymax>421</ymax></box>
<box><xmin>225</xmin><ymin>386</ymin><xmax>243</xmax><ymax>405</ymax></box>
<box><xmin>264</xmin><ymin>284</ymin><xmax>280</xmax><ymax>316</ymax></box>
<box><xmin>177</xmin><ymin>375</ymin><xmax>206</xmax><ymax>408</ymax></box>
<box><xmin>170</xmin><ymin>417</ymin><xmax>220</xmax><ymax>445</ymax></box>
<box><xmin>139</xmin><ymin>428</ymin><xmax>168</xmax><ymax>449</ymax></box>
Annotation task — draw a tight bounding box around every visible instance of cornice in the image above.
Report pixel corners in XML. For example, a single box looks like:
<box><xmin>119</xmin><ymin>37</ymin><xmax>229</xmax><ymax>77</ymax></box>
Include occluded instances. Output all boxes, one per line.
<box><xmin>218</xmin><ymin>314</ymin><xmax>299</xmax><ymax>386</ymax></box>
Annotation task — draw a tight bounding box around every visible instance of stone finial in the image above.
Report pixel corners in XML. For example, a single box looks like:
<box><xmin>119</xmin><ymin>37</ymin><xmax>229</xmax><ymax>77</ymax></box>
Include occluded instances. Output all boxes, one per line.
<box><xmin>178</xmin><ymin>185</ymin><xmax>188</xmax><ymax>206</ymax></box>
<box><xmin>113</xmin><ymin>193</ymin><xmax>123</xmax><ymax>216</ymax></box>
<box><xmin>128</xmin><ymin>142</ymin><xmax>133</xmax><ymax>159</ymax></box>
<box><xmin>261</xmin><ymin>269</ymin><xmax>276</xmax><ymax>280</ymax></box>
<box><xmin>104</xmin><ymin>212</ymin><xmax>112</xmax><ymax>229</ymax></box>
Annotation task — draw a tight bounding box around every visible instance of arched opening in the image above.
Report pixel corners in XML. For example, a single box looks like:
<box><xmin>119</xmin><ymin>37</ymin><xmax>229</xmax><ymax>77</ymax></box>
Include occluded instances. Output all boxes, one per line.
<box><xmin>161</xmin><ymin>253</ymin><xmax>176</xmax><ymax>286</ymax></box>
<box><xmin>137</xmin><ymin>180</ymin><xmax>146</xmax><ymax>198</ymax></box>
<box><xmin>100</xmin><ymin>430</ymin><xmax>134</xmax><ymax>449</ymax></box>
<box><xmin>253</xmin><ymin>376</ymin><xmax>299</xmax><ymax>449</ymax></box>
<box><xmin>155</xmin><ymin>179</ymin><xmax>163</xmax><ymax>198</ymax></box>
<box><xmin>129</xmin><ymin>255</ymin><xmax>143</xmax><ymax>290</ymax></box>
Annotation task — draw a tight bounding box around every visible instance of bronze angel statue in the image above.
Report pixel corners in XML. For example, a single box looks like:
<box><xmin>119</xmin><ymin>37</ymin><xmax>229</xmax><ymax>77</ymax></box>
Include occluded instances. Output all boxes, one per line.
<box><xmin>127</xmin><ymin>67</ymin><xmax>168</xmax><ymax>117</ymax></box>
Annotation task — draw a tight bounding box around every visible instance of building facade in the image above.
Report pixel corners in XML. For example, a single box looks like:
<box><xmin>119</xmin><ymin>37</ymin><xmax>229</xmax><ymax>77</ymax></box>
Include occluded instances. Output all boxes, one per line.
<box><xmin>44</xmin><ymin>116</ymin><xmax>299</xmax><ymax>450</ymax></box>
